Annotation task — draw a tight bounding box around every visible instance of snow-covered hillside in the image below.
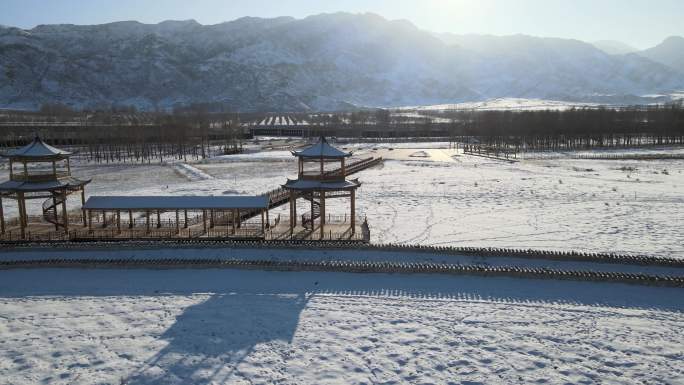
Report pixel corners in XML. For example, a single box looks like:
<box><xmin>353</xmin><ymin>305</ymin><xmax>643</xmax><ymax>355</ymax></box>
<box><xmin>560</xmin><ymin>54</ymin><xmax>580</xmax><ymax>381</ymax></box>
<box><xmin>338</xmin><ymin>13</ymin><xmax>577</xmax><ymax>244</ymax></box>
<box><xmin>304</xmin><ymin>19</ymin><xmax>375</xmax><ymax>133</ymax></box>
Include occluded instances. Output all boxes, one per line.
<box><xmin>1</xmin><ymin>13</ymin><xmax>684</xmax><ymax>111</ymax></box>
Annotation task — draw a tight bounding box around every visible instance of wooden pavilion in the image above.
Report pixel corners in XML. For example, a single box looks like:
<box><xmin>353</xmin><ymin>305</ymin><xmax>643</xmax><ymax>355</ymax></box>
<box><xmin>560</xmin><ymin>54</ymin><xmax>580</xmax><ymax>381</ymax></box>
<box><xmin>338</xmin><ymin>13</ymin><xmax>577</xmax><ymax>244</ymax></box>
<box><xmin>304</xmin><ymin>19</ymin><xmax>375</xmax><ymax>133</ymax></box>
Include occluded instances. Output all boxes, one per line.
<box><xmin>0</xmin><ymin>136</ymin><xmax>90</xmax><ymax>239</ymax></box>
<box><xmin>283</xmin><ymin>137</ymin><xmax>361</xmax><ymax>238</ymax></box>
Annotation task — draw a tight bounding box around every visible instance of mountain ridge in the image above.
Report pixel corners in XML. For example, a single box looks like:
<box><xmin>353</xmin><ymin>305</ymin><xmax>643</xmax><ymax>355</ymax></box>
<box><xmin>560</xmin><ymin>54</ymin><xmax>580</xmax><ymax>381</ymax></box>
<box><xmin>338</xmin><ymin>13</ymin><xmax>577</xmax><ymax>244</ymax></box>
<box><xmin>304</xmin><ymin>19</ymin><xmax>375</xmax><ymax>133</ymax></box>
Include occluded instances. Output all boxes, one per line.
<box><xmin>0</xmin><ymin>13</ymin><xmax>682</xmax><ymax>111</ymax></box>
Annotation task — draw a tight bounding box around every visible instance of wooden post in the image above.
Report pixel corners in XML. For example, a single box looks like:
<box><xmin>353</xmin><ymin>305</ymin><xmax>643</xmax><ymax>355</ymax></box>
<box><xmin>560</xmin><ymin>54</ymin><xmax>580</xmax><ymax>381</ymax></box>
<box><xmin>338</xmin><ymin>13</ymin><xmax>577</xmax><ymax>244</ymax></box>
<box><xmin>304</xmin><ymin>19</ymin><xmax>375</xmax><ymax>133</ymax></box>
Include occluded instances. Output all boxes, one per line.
<box><xmin>289</xmin><ymin>191</ymin><xmax>294</xmax><ymax>232</ymax></box>
<box><xmin>156</xmin><ymin>210</ymin><xmax>161</xmax><ymax>228</ymax></box>
<box><xmin>128</xmin><ymin>210</ymin><xmax>133</xmax><ymax>229</ymax></box>
<box><xmin>116</xmin><ymin>210</ymin><xmax>121</xmax><ymax>234</ymax></box>
<box><xmin>0</xmin><ymin>196</ymin><xmax>5</xmax><ymax>235</ymax></box>
<box><xmin>350</xmin><ymin>189</ymin><xmax>356</xmax><ymax>235</ymax></box>
<box><xmin>61</xmin><ymin>191</ymin><xmax>68</xmax><ymax>232</ymax></box>
<box><xmin>175</xmin><ymin>210</ymin><xmax>180</xmax><ymax>234</ymax></box>
<box><xmin>236</xmin><ymin>209</ymin><xmax>241</xmax><ymax>228</ymax></box>
<box><xmin>18</xmin><ymin>192</ymin><xmax>26</xmax><ymax>239</ymax></box>
<box><xmin>341</xmin><ymin>158</ymin><xmax>346</xmax><ymax>176</ymax></box>
<box><xmin>52</xmin><ymin>161</ymin><xmax>57</xmax><ymax>177</ymax></box>
<box><xmin>320</xmin><ymin>190</ymin><xmax>325</xmax><ymax>239</ymax></box>
<box><xmin>22</xmin><ymin>161</ymin><xmax>27</xmax><ymax>180</ymax></box>
<box><xmin>292</xmin><ymin>196</ymin><xmax>296</xmax><ymax>227</ymax></box>
<box><xmin>266</xmin><ymin>209</ymin><xmax>270</xmax><ymax>228</ymax></box>
<box><xmin>66</xmin><ymin>158</ymin><xmax>71</xmax><ymax>175</ymax></box>
<box><xmin>88</xmin><ymin>209</ymin><xmax>92</xmax><ymax>230</ymax></box>
<box><xmin>52</xmin><ymin>195</ymin><xmax>59</xmax><ymax>231</ymax></box>
<box><xmin>202</xmin><ymin>210</ymin><xmax>207</xmax><ymax>232</ymax></box>
<box><xmin>81</xmin><ymin>188</ymin><xmax>87</xmax><ymax>227</ymax></box>
<box><xmin>184</xmin><ymin>210</ymin><xmax>188</xmax><ymax>228</ymax></box>
<box><xmin>232</xmin><ymin>209</ymin><xmax>237</xmax><ymax>234</ymax></box>
<box><xmin>261</xmin><ymin>209</ymin><xmax>265</xmax><ymax>234</ymax></box>
<box><xmin>8</xmin><ymin>159</ymin><xmax>12</xmax><ymax>180</ymax></box>
<box><xmin>210</xmin><ymin>210</ymin><xmax>214</xmax><ymax>228</ymax></box>
<box><xmin>102</xmin><ymin>210</ymin><xmax>107</xmax><ymax>228</ymax></box>
<box><xmin>146</xmin><ymin>210</ymin><xmax>150</xmax><ymax>234</ymax></box>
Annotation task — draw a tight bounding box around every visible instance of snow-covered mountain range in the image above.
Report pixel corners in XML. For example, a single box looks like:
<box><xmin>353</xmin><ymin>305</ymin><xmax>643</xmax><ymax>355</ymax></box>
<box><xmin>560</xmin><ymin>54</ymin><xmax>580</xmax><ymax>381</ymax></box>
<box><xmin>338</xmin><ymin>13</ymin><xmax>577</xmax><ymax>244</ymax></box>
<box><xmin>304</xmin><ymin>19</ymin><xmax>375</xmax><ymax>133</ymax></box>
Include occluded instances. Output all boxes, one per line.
<box><xmin>1</xmin><ymin>12</ymin><xmax>683</xmax><ymax>111</ymax></box>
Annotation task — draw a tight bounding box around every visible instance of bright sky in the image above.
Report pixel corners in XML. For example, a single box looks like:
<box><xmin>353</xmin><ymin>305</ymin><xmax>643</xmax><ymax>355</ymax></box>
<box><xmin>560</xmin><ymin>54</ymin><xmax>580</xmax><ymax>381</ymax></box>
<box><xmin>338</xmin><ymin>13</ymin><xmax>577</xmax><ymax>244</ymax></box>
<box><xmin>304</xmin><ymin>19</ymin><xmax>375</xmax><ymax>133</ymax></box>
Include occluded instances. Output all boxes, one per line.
<box><xmin>1</xmin><ymin>0</ymin><xmax>682</xmax><ymax>49</ymax></box>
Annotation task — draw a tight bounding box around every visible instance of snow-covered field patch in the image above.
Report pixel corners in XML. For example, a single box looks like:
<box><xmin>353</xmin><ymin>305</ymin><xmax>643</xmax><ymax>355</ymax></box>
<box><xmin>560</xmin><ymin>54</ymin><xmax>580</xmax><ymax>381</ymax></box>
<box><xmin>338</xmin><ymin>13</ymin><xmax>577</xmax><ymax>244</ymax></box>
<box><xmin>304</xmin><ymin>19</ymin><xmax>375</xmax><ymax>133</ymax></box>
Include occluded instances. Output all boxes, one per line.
<box><xmin>1</xmin><ymin>269</ymin><xmax>682</xmax><ymax>385</ymax></box>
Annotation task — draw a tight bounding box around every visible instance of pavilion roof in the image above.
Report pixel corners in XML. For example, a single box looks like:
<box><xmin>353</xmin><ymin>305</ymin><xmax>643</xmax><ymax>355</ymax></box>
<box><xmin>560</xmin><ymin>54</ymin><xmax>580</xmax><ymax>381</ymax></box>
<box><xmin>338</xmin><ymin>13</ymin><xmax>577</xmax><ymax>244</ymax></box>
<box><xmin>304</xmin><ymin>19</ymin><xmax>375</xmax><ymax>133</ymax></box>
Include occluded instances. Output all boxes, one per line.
<box><xmin>292</xmin><ymin>137</ymin><xmax>351</xmax><ymax>159</ymax></box>
<box><xmin>83</xmin><ymin>195</ymin><xmax>269</xmax><ymax>211</ymax></box>
<box><xmin>1</xmin><ymin>136</ymin><xmax>72</xmax><ymax>159</ymax></box>
<box><xmin>282</xmin><ymin>179</ymin><xmax>360</xmax><ymax>191</ymax></box>
<box><xmin>0</xmin><ymin>177</ymin><xmax>90</xmax><ymax>193</ymax></box>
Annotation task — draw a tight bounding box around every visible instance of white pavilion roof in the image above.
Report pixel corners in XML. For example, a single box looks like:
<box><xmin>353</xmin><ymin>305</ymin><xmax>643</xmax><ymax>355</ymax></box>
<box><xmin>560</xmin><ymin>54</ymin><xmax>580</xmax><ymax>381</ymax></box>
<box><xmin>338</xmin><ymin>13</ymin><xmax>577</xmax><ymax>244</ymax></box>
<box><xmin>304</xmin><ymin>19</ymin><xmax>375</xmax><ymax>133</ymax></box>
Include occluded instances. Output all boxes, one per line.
<box><xmin>292</xmin><ymin>137</ymin><xmax>351</xmax><ymax>158</ymax></box>
<box><xmin>2</xmin><ymin>136</ymin><xmax>72</xmax><ymax>158</ymax></box>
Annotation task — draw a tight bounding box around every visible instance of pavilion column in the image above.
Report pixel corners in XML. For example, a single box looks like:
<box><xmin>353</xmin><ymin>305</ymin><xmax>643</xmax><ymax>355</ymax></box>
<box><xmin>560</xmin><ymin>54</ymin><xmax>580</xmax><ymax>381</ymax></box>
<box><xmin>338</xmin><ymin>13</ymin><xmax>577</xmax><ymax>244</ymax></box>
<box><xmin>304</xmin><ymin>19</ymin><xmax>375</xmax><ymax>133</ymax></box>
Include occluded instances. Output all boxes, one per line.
<box><xmin>232</xmin><ymin>209</ymin><xmax>237</xmax><ymax>234</ymax></box>
<box><xmin>266</xmin><ymin>209</ymin><xmax>270</xmax><ymax>228</ymax></box>
<box><xmin>52</xmin><ymin>195</ymin><xmax>59</xmax><ymax>231</ymax></box>
<box><xmin>88</xmin><ymin>210</ymin><xmax>92</xmax><ymax>230</ymax></box>
<box><xmin>102</xmin><ymin>210</ymin><xmax>107</xmax><ymax>228</ymax></box>
<box><xmin>183</xmin><ymin>210</ymin><xmax>188</xmax><ymax>228</ymax></box>
<box><xmin>116</xmin><ymin>210</ymin><xmax>121</xmax><ymax>234</ymax></box>
<box><xmin>209</xmin><ymin>210</ymin><xmax>214</xmax><ymax>228</ymax></box>
<box><xmin>81</xmin><ymin>188</ymin><xmax>87</xmax><ymax>227</ymax></box>
<box><xmin>0</xmin><ymin>196</ymin><xmax>4</xmax><ymax>235</ymax></box>
<box><xmin>175</xmin><ymin>210</ymin><xmax>180</xmax><ymax>235</ymax></box>
<box><xmin>292</xmin><ymin>197</ymin><xmax>296</xmax><ymax>227</ymax></box>
<box><xmin>202</xmin><ymin>210</ymin><xmax>207</xmax><ymax>233</ymax></box>
<box><xmin>18</xmin><ymin>192</ymin><xmax>26</xmax><ymax>239</ymax></box>
<box><xmin>290</xmin><ymin>190</ymin><xmax>294</xmax><ymax>234</ymax></box>
<box><xmin>350</xmin><ymin>189</ymin><xmax>356</xmax><ymax>235</ymax></box>
<box><xmin>61</xmin><ymin>191</ymin><xmax>69</xmax><ymax>233</ymax></box>
<box><xmin>261</xmin><ymin>210</ymin><xmax>265</xmax><ymax>234</ymax></box>
<box><xmin>146</xmin><ymin>210</ymin><xmax>150</xmax><ymax>234</ymax></box>
<box><xmin>128</xmin><ymin>210</ymin><xmax>133</xmax><ymax>229</ymax></box>
<box><xmin>156</xmin><ymin>210</ymin><xmax>161</xmax><ymax>228</ymax></box>
<box><xmin>320</xmin><ymin>190</ymin><xmax>326</xmax><ymax>240</ymax></box>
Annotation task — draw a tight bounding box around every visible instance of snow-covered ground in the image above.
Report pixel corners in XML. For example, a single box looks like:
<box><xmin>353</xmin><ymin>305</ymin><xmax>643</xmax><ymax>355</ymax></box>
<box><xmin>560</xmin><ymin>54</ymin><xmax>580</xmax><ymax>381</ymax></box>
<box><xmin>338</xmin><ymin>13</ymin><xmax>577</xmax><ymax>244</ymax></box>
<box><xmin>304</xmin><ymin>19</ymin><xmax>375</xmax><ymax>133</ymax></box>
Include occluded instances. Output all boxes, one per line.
<box><xmin>1</xmin><ymin>268</ymin><xmax>682</xmax><ymax>385</ymax></box>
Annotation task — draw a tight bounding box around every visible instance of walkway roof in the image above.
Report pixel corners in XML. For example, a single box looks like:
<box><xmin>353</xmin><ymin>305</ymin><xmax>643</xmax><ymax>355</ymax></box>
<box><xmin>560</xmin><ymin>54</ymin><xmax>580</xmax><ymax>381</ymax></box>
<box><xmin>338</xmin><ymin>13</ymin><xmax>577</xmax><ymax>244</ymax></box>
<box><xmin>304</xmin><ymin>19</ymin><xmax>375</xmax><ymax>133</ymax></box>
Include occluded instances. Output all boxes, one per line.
<box><xmin>83</xmin><ymin>195</ymin><xmax>269</xmax><ymax>210</ymax></box>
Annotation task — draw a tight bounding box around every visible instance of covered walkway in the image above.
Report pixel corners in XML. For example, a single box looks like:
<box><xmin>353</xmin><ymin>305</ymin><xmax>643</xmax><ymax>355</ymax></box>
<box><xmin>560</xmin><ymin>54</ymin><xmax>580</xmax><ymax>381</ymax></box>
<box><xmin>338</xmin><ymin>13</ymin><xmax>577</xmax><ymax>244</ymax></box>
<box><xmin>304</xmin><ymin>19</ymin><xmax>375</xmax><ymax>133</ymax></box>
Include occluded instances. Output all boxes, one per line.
<box><xmin>81</xmin><ymin>195</ymin><xmax>270</xmax><ymax>238</ymax></box>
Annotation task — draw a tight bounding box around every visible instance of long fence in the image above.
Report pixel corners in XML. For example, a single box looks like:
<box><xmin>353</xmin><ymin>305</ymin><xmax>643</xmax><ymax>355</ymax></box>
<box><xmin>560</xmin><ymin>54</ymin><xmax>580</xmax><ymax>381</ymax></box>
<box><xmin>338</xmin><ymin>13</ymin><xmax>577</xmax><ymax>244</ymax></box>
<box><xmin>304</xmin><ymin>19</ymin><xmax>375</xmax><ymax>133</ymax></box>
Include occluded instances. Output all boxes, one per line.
<box><xmin>0</xmin><ymin>258</ymin><xmax>681</xmax><ymax>288</ymax></box>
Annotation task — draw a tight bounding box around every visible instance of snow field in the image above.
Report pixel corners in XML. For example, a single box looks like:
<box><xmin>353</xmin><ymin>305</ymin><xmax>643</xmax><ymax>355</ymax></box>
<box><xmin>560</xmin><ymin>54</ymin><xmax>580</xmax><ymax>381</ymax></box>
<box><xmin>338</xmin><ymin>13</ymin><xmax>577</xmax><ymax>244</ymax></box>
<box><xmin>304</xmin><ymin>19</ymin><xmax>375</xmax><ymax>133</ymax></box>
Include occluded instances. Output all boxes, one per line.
<box><xmin>0</xmin><ymin>269</ymin><xmax>682</xmax><ymax>385</ymax></box>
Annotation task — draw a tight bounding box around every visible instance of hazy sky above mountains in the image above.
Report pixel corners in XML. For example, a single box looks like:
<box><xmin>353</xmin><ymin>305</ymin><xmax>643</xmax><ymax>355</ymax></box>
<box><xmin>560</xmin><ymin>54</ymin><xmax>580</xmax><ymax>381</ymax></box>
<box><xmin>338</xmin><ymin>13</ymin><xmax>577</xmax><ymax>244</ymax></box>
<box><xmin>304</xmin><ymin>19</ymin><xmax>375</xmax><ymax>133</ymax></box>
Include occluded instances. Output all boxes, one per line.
<box><xmin>1</xmin><ymin>0</ymin><xmax>682</xmax><ymax>49</ymax></box>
